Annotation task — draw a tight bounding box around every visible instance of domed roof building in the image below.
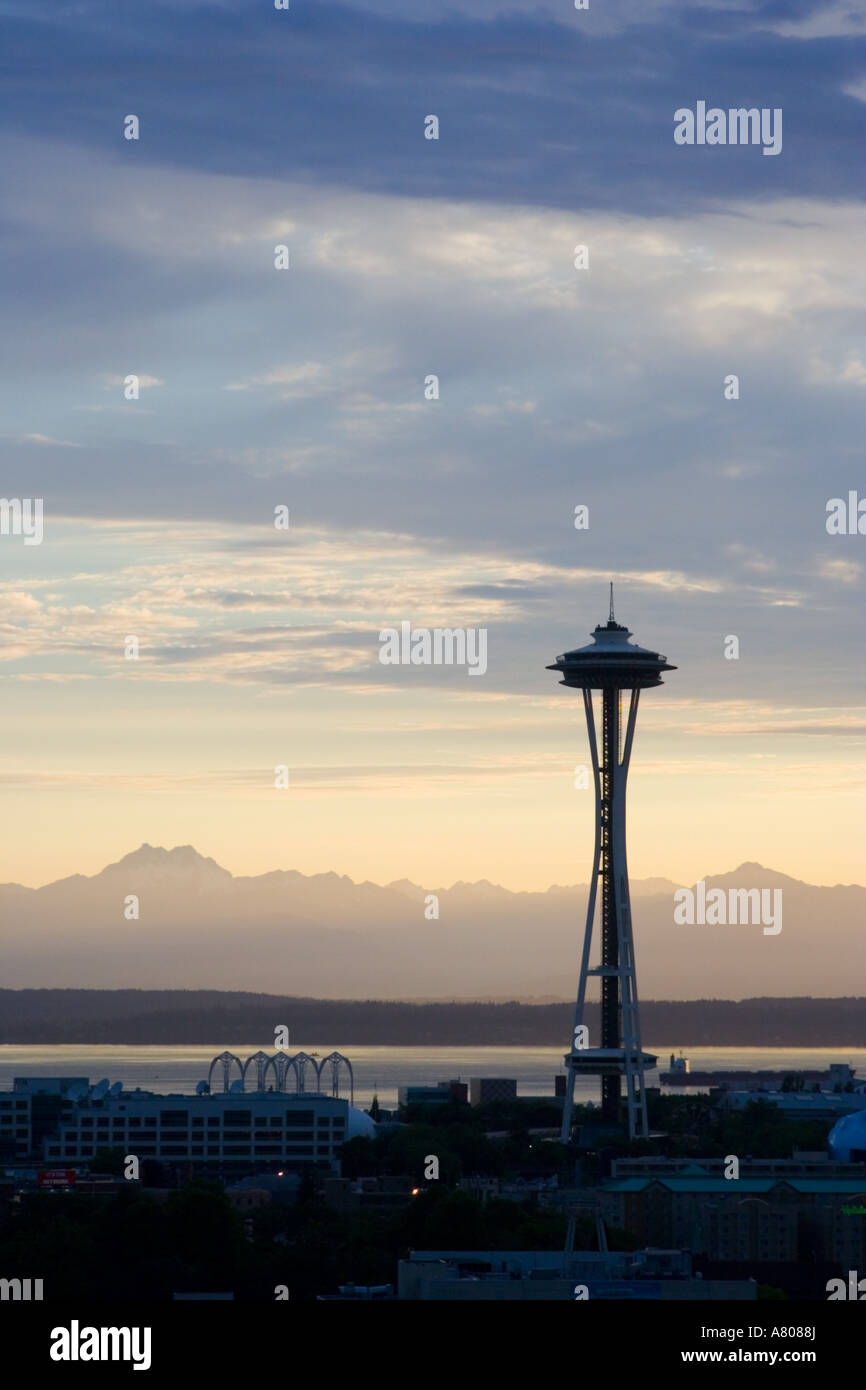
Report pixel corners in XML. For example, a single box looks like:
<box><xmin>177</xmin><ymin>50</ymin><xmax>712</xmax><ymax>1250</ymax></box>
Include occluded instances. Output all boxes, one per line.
<box><xmin>346</xmin><ymin>1106</ymin><xmax>378</xmax><ymax>1140</ymax></box>
<box><xmin>828</xmin><ymin>1109</ymin><xmax>866</xmax><ymax>1162</ymax></box>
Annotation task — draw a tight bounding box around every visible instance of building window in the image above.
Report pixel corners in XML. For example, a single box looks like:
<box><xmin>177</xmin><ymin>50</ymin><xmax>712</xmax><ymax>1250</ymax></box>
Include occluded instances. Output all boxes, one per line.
<box><xmin>160</xmin><ymin>1111</ymin><xmax>188</xmax><ymax>1127</ymax></box>
<box><xmin>224</xmin><ymin>1111</ymin><xmax>251</xmax><ymax>1126</ymax></box>
<box><xmin>285</xmin><ymin>1111</ymin><xmax>314</xmax><ymax>1126</ymax></box>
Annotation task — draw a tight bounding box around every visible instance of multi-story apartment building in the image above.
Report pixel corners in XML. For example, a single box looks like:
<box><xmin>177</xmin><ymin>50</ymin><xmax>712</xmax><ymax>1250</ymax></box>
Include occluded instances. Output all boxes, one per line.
<box><xmin>1</xmin><ymin>1077</ymin><xmax>357</xmax><ymax>1174</ymax></box>
<box><xmin>598</xmin><ymin>1173</ymin><xmax>866</xmax><ymax>1265</ymax></box>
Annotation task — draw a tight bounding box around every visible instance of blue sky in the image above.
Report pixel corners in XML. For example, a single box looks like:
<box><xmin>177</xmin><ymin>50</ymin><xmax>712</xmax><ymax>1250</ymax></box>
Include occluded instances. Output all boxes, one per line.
<box><xmin>0</xmin><ymin>0</ymin><xmax>864</xmax><ymax>890</ymax></box>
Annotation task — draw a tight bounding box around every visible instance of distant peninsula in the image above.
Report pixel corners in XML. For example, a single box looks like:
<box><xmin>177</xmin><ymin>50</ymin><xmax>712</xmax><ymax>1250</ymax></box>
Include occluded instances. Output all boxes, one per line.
<box><xmin>0</xmin><ymin>991</ymin><xmax>863</xmax><ymax>1047</ymax></box>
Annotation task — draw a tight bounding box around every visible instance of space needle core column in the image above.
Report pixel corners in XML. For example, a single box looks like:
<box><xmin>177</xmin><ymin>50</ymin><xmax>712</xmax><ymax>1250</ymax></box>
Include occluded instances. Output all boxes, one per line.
<box><xmin>547</xmin><ymin>587</ymin><xmax>675</xmax><ymax>1141</ymax></box>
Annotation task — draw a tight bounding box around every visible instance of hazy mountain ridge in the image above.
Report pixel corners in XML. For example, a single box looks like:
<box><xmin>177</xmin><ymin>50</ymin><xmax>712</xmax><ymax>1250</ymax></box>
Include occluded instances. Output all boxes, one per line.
<box><xmin>0</xmin><ymin>845</ymin><xmax>863</xmax><ymax>998</ymax></box>
<box><xmin>2</xmin><ymin>844</ymin><xmax>684</xmax><ymax>900</ymax></box>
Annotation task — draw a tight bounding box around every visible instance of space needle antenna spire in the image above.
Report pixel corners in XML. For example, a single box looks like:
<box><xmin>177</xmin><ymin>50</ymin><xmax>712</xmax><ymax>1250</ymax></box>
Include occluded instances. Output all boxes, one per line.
<box><xmin>609</xmin><ymin>581</ymin><xmax>615</xmax><ymax>623</ymax></box>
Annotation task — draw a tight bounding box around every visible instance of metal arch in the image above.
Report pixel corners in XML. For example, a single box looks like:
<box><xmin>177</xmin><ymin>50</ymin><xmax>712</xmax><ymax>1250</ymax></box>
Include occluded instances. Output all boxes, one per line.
<box><xmin>281</xmin><ymin>1055</ymin><xmax>301</xmax><ymax>1092</ymax></box>
<box><xmin>206</xmin><ymin>1047</ymin><xmax>354</xmax><ymax>1099</ymax></box>
<box><xmin>242</xmin><ymin>1051</ymin><xmax>278</xmax><ymax>1092</ymax></box>
<box><xmin>319</xmin><ymin>1051</ymin><xmax>354</xmax><ymax>1104</ymax></box>
<box><xmin>271</xmin><ymin>1051</ymin><xmax>294</xmax><ymax>1093</ymax></box>
<box><xmin>207</xmin><ymin>1051</ymin><xmax>244</xmax><ymax>1094</ymax></box>
<box><xmin>290</xmin><ymin>1052</ymin><xmax>321</xmax><ymax>1094</ymax></box>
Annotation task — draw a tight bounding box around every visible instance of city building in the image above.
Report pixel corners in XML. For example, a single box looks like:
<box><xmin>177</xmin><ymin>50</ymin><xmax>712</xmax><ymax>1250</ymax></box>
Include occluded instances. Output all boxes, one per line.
<box><xmin>460</xmin><ymin>1174</ymin><xmax>559</xmax><ymax>1202</ymax></box>
<box><xmin>597</xmin><ymin>1173</ymin><xmax>866</xmax><ymax>1265</ymax></box>
<box><xmin>398</xmin><ymin>1081</ymin><xmax>466</xmax><ymax>1107</ymax></box>
<box><xmin>468</xmin><ymin>1078</ymin><xmax>517</xmax><ymax>1106</ymax></box>
<box><xmin>318</xmin><ymin>1283</ymin><xmax>394</xmax><ymax>1301</ymax></box>
<box><xmin>609</xmin><ymin>1154</ymin><xmax>866</xmax><ymax>1181</ymax></box>
<box><xmin>0</xmin><ymin>1053</ymin><xmax>368</xmax><ymax>1175</ymax></box>
<box><xmin>721</xmin><ymin>1089</ymin><xmax>866</xmax><ymax>1121</ymax></box>
<box><xmin>226</xmin><ymin>1173</ymin><xmax>301</xmax><ymax>1206</ymax></box>
<box><xmin>41</xmin><ymin>1088</ymin><xmax>349</xmax><ymax>1172</ymax></box>
<box><xmin>226</xmin><ymin>1187</ymin><xmax>272</xmax><ymax>1214</ymax></box>
<box><xmin>398</xmin><ymin>1248</ymin><xmax>755</xmax><ymax>1300</ymax></box>
<box><xmin>0</xmin><ymin>1076</ymin><xmax>88</xmax><ymax>1161</ymax></box>
<box><xmin>321</xmin><ymin>1175</ymin><xmax>415</xmax><ymax>1214</ymax></box>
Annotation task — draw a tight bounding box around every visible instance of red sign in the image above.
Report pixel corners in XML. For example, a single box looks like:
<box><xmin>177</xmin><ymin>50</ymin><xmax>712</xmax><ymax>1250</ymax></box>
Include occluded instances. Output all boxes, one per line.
<box><xmin>37</xmin><ymin>1169</ymin><xmax>76</xmax><ymax>1187</ymax></box>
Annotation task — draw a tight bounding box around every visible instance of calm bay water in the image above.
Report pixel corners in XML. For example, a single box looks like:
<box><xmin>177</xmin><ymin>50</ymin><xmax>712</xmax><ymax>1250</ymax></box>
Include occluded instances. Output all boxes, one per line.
<box><xmin>1</xmin><ymin>1045</ymin><xmax>864</xmax><ymax>1108</ymax></box>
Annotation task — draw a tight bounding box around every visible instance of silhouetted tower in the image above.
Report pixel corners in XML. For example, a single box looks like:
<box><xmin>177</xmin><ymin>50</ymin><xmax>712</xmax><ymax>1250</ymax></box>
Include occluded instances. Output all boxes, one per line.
<box><xmin>547</xmin><ymin>587</ymin><xmax>675</xmax><ymax>1139</ymax></box>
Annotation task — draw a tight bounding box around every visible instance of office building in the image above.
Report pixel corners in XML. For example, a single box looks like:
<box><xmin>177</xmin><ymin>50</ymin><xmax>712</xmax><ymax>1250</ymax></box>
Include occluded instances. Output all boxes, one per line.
<box><xmin>469</xmin><ymin>1078</ymin><xmax>517</xmax><ymax>1106</ymax></box>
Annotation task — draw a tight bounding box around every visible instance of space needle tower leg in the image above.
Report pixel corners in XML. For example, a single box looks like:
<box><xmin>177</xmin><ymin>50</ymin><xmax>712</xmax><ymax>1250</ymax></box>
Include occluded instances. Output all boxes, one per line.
<box><xmin>560</xmin><ymin>688</ymin><xmax>603</xmax><ymax>1143</ymax></box>
<box><xmin>612</xmin><ymin>687</ymin><xmax>649</xmax><ymax>1140</ymax></box>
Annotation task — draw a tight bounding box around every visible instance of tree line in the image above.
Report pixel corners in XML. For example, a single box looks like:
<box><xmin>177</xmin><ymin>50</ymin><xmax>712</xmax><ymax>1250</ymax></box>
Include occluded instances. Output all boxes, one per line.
<box><xmin>0</xmin><ymin>990</ymin><xmax>863</xmax><ymax>1044</ymax></box>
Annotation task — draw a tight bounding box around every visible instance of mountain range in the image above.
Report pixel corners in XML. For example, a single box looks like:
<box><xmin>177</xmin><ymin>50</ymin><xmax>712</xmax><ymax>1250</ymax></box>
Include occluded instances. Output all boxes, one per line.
<box><xmin>0</xmin><ymin>845</ymin><xmax>862</xmax><ymax>999</ymax></box>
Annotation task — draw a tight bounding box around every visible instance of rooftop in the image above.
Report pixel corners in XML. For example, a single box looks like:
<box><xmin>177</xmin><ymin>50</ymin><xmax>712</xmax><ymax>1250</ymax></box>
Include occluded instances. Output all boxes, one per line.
<box><xmin>602</xmin><ymin>1177</ymin><xmax>866</xmax><ymax>1195</ymax></box>
<box><xmin>547</xmin><ymin>590</ymin><xmax>675</xmax><ymax>690</ymax></box>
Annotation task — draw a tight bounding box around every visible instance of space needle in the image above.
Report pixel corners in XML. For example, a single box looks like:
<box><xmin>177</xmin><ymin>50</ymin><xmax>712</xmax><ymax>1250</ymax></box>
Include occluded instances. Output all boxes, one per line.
<box><xmin>548</xmin><ymin>587</ymin><xmax>675</xmax><ymax>1140</ymax></box>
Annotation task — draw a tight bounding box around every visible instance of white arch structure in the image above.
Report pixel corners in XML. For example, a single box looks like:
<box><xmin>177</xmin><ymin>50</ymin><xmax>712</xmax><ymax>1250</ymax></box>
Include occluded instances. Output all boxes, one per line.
<box><xmin>207</xmin><ymin>1051</ymin><xmax>244</xmax><ymax>1093</ymax></box>
<box><xmin>320</xmin><ymin>1051</ymin><xmax>354</xmax><ymax>1103</ymax></box>
<box><xmin>205</xmin><ymin>1050</ymin><xmax>354</xmax><ymax>1101</ymax></box>
<box><xmin>241</xmin><ymin>1050</ymin><xmax>278</xmax><ymax>1091</ymax></box>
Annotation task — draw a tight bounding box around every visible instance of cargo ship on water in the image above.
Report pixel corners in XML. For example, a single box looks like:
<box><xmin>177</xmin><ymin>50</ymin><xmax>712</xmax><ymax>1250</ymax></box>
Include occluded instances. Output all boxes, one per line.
<box><xmin>659</xmin><ymin>1054</ymin><xmax>859</xmax><ymax>1090</ymax></box>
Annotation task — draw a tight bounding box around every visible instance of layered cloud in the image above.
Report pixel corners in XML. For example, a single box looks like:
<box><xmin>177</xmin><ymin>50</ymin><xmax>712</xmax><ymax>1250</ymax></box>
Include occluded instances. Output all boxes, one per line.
<box><xmin>0</xmin><ymin>0</ymin><xmax>863</xmax><ymax>891</ymax></box>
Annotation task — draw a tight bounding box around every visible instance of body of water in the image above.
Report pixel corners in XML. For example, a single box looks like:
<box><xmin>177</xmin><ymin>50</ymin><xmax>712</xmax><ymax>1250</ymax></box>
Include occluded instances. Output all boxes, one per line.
<box><xmin>1</xmin><ymin>1044</ymin><xmax>864</xmax><ymax>1108</ymax></box>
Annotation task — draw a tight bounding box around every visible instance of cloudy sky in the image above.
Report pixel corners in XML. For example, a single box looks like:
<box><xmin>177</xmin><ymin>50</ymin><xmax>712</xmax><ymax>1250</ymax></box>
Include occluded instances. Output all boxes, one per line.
<box><xmin>1</xmin><ymin>0</ymin><xmax>864</xmax><ymax>892</ymax></box>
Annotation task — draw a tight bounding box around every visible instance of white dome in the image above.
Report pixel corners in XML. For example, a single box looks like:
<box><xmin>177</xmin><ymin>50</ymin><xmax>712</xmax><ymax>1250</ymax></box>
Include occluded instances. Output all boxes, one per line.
<box><xmin>828</xmin><ymin>1109</ymin><xmax>866</xmax><ymax>1161</ymax></box>
<box><xmin>346</xmin><ymin>1107</ymin><xmax>378</xmax><ymax>1139</ymax></box>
